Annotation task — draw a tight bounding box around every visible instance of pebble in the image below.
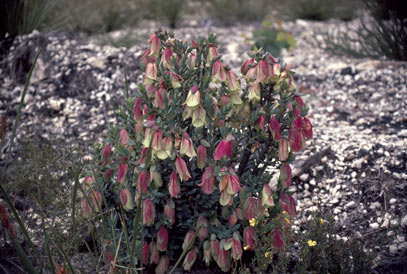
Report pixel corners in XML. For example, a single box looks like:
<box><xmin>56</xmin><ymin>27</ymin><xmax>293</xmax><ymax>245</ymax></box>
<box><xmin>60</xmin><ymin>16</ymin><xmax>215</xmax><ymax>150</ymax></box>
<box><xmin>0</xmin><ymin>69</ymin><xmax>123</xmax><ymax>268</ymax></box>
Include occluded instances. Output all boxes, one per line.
<box><xmin>345</xmin><ymin>201</ymin><xmax>357</xmax><ymax>209</ymax></box>
<box><xmin>300</xmin><ymin>173</ymin><xmax>309</xmax><ymax>182</ymax></box>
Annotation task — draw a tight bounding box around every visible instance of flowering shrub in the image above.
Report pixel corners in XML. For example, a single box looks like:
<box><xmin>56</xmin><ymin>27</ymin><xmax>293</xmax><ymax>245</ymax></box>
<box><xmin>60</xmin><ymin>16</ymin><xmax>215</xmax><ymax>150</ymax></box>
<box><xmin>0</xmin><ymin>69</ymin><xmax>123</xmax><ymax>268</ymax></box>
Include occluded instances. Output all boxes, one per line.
<box><xmin>83</xmin><ymin>29</ymin><xmax>312</xmax><ymax>273</ymax></box>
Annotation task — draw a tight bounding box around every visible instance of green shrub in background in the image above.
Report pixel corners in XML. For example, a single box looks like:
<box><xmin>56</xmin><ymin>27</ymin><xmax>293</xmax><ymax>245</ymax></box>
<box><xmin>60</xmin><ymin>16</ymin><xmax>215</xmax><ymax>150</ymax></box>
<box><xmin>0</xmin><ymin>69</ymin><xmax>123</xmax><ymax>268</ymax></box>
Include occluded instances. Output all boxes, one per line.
<box><xmin>82</xmin><ymin>29</ymin><xmax>313</xmax><ymax>273</ymax></box>
<box><xmin>284</xmin><ymin>0</ymin><xmax>359</xmax><ymax>21</ymax></box>
<box><xmin>207</xmin><ymin>0</ymin><xmax>272</xmax><ymax>25</ymax></box>
<box><xmin>323</xmin><ymin>0</ymin><xmax>407</xmax><ymax>61</ymax></box>
<box><xmin>145</xmin><ymin>0</ymin><xmax>186</xmax><ymax>28</ymax></box>
<box><xmin>250</xmin><ymin>18</ymin><xmax>296</xmax><ymax>58</ymax></box>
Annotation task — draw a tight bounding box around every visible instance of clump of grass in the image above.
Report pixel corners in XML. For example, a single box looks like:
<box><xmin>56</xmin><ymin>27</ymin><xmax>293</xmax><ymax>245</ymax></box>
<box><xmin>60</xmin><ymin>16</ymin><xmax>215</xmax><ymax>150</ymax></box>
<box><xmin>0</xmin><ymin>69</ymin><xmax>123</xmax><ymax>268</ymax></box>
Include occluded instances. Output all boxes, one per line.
<box><xmin>322</xmin><ymin>0</ymin><xmax>407</xmax><ymax>61</ymax></box>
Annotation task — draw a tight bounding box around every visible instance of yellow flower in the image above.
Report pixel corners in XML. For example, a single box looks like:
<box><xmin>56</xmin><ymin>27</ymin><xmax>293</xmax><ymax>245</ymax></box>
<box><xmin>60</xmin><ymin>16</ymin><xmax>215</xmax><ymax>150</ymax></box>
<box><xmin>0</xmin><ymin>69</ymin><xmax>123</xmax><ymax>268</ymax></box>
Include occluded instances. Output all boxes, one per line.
<box><xmin>264</xmin><ymin>251</ymin><xmax>273</xmax><ymax>259</ymax></box>
<box><xmin>319</xmin><ymin>218</ymin><xmax>325</xmax><ymax>225</ymax></box>
<box><xmin>282</xmin><ymin>210</ymin><xmax>287</xmax><ymax>214</ymax></box>
<box><xmin>249</xmin><ymin>218</ymin><xmax>258</xmax><ymax>227</ymax></box>
<box><xmin>307</xmin><ymin>240</ymin><xmax>317</xmax><ymax>247</ymax></box>
<box><xmin>243</xmin><ymin>245</ymin><xmax>249</xmax><ymax>250</ymax></box>
<box><xmin>285</xmin><ymin>218</ymin><xmax>291</xmax><ymax>224</ymax></box>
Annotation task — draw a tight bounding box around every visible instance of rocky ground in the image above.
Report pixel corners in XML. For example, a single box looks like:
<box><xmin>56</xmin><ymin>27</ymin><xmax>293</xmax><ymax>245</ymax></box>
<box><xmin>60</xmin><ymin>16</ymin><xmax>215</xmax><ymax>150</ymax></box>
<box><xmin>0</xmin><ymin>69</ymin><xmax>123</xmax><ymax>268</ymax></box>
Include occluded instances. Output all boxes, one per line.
<box><xmin>0</xmin><ymin>18</ymin><xmax>406</xmax><ymax>273</ymax></box>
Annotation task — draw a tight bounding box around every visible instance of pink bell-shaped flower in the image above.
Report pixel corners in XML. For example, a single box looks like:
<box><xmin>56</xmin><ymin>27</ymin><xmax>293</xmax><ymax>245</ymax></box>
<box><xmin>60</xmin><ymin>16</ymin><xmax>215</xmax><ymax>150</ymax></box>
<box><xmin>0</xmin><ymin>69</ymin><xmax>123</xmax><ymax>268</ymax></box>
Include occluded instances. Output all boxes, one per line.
<box><xmin>157</xmin><ymin>226</ymin><xmax>168</xmax><ymax>252</ymax></box>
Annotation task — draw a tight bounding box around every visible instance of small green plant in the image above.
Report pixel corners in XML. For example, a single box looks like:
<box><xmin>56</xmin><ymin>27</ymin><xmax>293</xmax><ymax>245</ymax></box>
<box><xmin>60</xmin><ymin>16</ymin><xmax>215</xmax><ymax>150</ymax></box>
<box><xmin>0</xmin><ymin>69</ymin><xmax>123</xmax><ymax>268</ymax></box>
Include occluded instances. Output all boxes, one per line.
<box><xmin>82</xmin><ymin>29</ymin><xmax>313</xmax><ymax>273</ymax></box>
<box><xmin>207</xmin><ymin>0</ymin><xmax>272</xmax><ymax>25</ymax></box>
<box><xmin>250</xmin><ymin>18</ymin><xmax>296</xmax><ymax>58</ymax></box>
<box><xmin>323</xmin><ymin>0</ymin><xmax>407</xmax><ymax>61</ymax></box>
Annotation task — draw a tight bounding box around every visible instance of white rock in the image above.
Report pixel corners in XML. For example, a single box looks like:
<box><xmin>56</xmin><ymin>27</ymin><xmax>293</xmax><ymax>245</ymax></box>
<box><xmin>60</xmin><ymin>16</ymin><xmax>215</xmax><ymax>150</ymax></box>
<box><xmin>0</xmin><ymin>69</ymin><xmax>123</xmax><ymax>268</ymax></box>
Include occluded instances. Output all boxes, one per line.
<box><xmin>345</xmin><ymin>201</ymin><xmax>357</xmax><ymax>209</ymax></box>
<box><xmin>389</xmin><ymin>198</ymin><xmax>397</xmax><ymax>205</ymax></box>
<box><xmin>389</xmin><ymin>244</ymin><xmax>398</xmax><ymax>254</ymax></box>
<box><xmin>401</xmin><ymin>215</ymin><xmax>407</xmax><ymax>228</ymax></box>
<box><xmin>370</xmin><ymin>223</ymin><xmax>379</xmax><ymax>229</ymax></box>
<box><xmin>300</xmin><ymin>173</ymin><xmax>309</xmax><ymax>182</ymax></box>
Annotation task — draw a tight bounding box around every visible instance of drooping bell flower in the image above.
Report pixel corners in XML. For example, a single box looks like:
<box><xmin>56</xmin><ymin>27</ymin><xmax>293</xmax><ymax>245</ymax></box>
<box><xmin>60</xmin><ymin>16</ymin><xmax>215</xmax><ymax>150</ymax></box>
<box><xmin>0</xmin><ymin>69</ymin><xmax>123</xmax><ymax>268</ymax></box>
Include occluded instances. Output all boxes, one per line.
<box><xmin>183</xmin><ymin>249</ymin><xmax>197</xmax><ymax>271</ymax></box>
<box><xmin>262</xmin><ymin>183</ymin><xmax>275</xmax><ymax>208</ymax></box>
<box><xmin>255</xmin><ymin>114</ymin><xmax>265</xmax><ymax>131</ymax></box>
<box><xmin>217</xmin><ymin>246</ymin><xmax>231</xmax><ymax>272</ymax></box>
<box><xmin>244</xmin><ymin>196</ymin><xmax>257</xmax><ymax>220</ymax></box>
<box><xmin>248</xmin><ymin>81</ymin><xmax>260</xmax><ymax>101</ymax></box>
<box><xmin>229</xmin><ymin>210</ymin><xmax>238</xmax><ymax>226</ymax></box>
<box><xmin>221</xmin><ymin>94</ymin><xmax>230</xmax><ymax>107</ymax></box>
<box><xmin>151</xmin><ymin>130</ymin><xmax>163</xmax><ymax>152</ymax></box>
<box><xmin>143</xmin><ymin>198</ymin><xmax>156</xmax><ymax>226</ymax></box>
<box><xmin>220</xmin><ymin>189</ymin><xmax>232</xmax><ymax>206</ymax></box>
<box><xmin>141</xmin><ymin>49</ymin><xmax>155</xmax><ymax>65</ymax></box>
<box><xmin>207</xmin><ymin>46</ymin><xmax>219</xmax><ymax>64</ymax></box>
<box><xmin>269</xmin><ymin>117</ymin><xmax>281</xmax><ymax>141</ymax></box>
<box><xmin>153</xmin><ymin>88</ymin><xmax>167</xmax><ymax>109</ymax></box>
<box><xmin>104</xmin><ymin>169</ymin><xmax>112</xmax><ymax>181</ymax></box>
<box><xmin>175</xmin><ymin>157</ymin><xmax>191</xmax><ymax>181</ymax></box>
<box><xmin>243</xmin><ymin>226</ymin><xmax>255</xmax><ymax>251</ymax></box>
<box><xmin>138</xmin><ymin>171</ymin><xmax>150</xmax><ymax>194</ymax></box>
<box><xmin>203</xmin><ymin>241</ymin><xmax>211</xmax><ymax>265</ymax></box>
<box><xmin>246</xmin><ymin>65</ymin><xmax>257</xmax><ymax>82</ymax></box>
<box><xmin>101</xmin><ymin>143</ymin><xmax>112</xmax><ymax>166</ymax></box>
<box><xmin>280</xmin><ymin>193</ymin><xmax>297</xmax><ymax>216</ymax></box>
<box><xmin>192</xmin><ymin>106</ymin><xmax>207</xmax><ymax>127</ymax></box>
<box><xmin>133</xmin><ymin>98</ymin><xmax>143</xmax><ymax>122</ymax></box>
<box><xmin>149</xmin><ymin>241</ymin><xmax>160</xmax><ymax>264</ymax></box>
<box><xmin>293</xmin><ymin>107</ymin><xmax>301</xmax><ymax>119</ymax></box>
<box><xmin>198</xmin><ymin>226</ymin><xmax>208</xmax><ymax>240</ymax></box>
<box><xmin>182</xmin><ymin>231</ymin><xmax>196</xmax><ymax>250</ymax></box>
<box><xmin>212</xmin><ymin>60</ymin><xmax>226</xmax><ymax>82</ymax></box>
<box><xmin>198</xmin><ymin>166</ymin><xmax>215</xmax><ymax>194</ymax></box>
<box><xmin>191</xmin><ymin>39</ymin><xmax>199</xmax><ymax>48</ymax></box>
<box><xmin>272</xmin><ymin>229</ymin><xmax>284</xmax><ymax>249</ymax></box>
<box><xmin>91</xmin><ymin>191</ymin><xmax>102</xmax><ymax>212</ymax></box>
<box><xmin>142</xmin><ymin>240</ymin><xmax>149</xmax><ymax>265</ymax></box>
<box><xmin>292</xmin><ymin>117</ymin><xmax>303</xmax><ymax>130</ymax></box>
<box><xmin>288</xmin><ymin>127</ymin><xmax>301</xmax><ymax>152</ymax></box>
<box><xmin>81</xmin><ymin>197</ymin><xmax>92</xmax><ymax>218</ymax></box>
<box><xmin>197</xmin><ymin>145</ymin><xmax>207</xmax><ymax>169</ymax></box>
<box><xmin>169</xmin><ymin>170</ymin><xmax>180</xmax><ymax>198</ymax></box>
<box><xmin>165</xmin><ymin>70</ymin><xmax>183</xmax><ymax>89</ymax></box>
<box><xmin>188</xmin><ymin>53</ymin><xmax>197</xmax><ymax>69</ymax></box>
<box><xmin>145</xmin><ymin>63</ymin><xmax>157</xmax><ymax>84</ymax></box>
<box><xmin>214</xmin><ymin>135</ymin><xmax>233</xmax><ymax>160</ymax></box>
<box><xmin>280</xmin><ymin>163</ymin><xmax>292</xmax><ymax>188</ymax></box>
<box><xmin>230</xmin><ymin>92</ymin><xmax>242</xmax><ymax>105</ymax></box>
<box><xmin>160</xmin><ymin>48</ymin><xmax>173</xmax><ymax>69</ymax></box>
<box><xmin>150</xmin><ymin>166</ymin><xmax>163</xmax><ymax>188</ymax></box>
<box><xmin>117</xmin><ymin>163</ymin><xmax>128</xmax><ymax>184</ymax></box>
<box><xmin>295</xmin><ymin>96</ymin><xmax>305</xmax><ymax>108</ymax></box>
<box><xmin>210</xmin><ymin>238</ymin><xmax>220</xmax><ymax>264</ymax></box>
<box><xmin>278</xmin><ymin>138</ymin><xmax>289</xmax><ymax>161</ymax></box>
<box><xmin>230</xmin><ymin>233</ymin><xmax>243</xmax><ymax>260</ymax></box>
<box><xmin>164</xmin><ymin>199</ymin><xmax>175</xmax><ymax>225</ymax></box>
<box><xmin>143</xmin><ymin>128</ymin><xmax>154</xmax><ymax>148</ymax></box>
<box><xmin>303</xmin><ymin>117</ymin><xmax>312</xmax><ymax>139</ymax></box>
<box><xmin>227</xmin><ymin>168</ymin><xmax>241</xmax><ymax>195</ymax></box>
<box><xmin>120</xmin><ymin>188</ymin><xmax>134</xmax><ymax>211</ymax></box>
<box><xmin>241</xmin><ymin>58</ymin><xmax>255</xmax><ymax>75</ymax></box>
<box><xmin>120</xmin><ymin>129</ymin><xmax>129</xmax><ymax>145</ymax></box>
<box><xmin>145</xmin><ymin>83</ymin><xmax>157</xmax><ymax>98</ymax></box>
<box><xmin>149</xmin><ymin>33</ymin><xmax>161</xmax><ymax>56</ymax></box>
<box><xmin>227</xmin><ymin>71</ymin><xmax>240</xmax><ymax>92</ymax></box>
<box><xmin>257</xmin><ymin>59</ymin><xmax>270</xmax><ymax>83</ymax></box>
<box><xmin>155</xmin><ymin>136</ymin><xmax>172</xmax><ymax>160</ymax></box>
<box><xmin>157</xmin><ymin>226</ymin><xmax>168</xmax><ymax>251</ymax></box>
<box><xmin>155</xmin><ymin>255</ymin><xmax>169</xmax><ymax>274</ymax></box>
<box><xmin>196</xmin><ymin>215</ymin><xmax>209</xmax><ymax>229</ymax></box>
<box><xmin>180</xmin><ymin>132</ymin><xmax>196</xmax><ymax>158</ymax></box>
